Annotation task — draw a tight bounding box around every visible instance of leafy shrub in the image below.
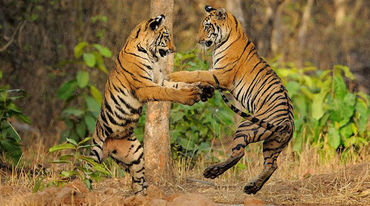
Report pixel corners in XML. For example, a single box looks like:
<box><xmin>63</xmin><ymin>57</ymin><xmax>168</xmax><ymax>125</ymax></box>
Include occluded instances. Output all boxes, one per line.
<box><xmin>273</xmin><ymin>63</ymin><xmax>369</xmax><ymax>157</ymax></box>
<box><xmin>0</xmin><ymin>70</ymin><xmax>31</xmax><ymax>164</ymax></box>
<box><xmin>48</xmin><ymin>137</ymin><xmax>111</xmax><ymax>190</ymax></box>
<box><xmin>170</xmin><ymin>51</ymin><xmax>235</xmax><ymax>159</ymax></box>
<box><xmin>57</xmin><ymin>42</ymin><xmax>111</xmax><ymax>142</ymax></box>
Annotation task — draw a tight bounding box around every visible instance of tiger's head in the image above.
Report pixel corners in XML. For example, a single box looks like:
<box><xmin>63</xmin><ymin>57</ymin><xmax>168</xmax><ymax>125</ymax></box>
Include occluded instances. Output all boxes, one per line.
<box><xmin>198</xmin><ymin>6</ymin><xmax>235</xmax><ymax>48</ymax></box>
<box><xmin>128</xmin><ymin>15</ymin><xmax>176</xmax><ymax>61</ymax></box>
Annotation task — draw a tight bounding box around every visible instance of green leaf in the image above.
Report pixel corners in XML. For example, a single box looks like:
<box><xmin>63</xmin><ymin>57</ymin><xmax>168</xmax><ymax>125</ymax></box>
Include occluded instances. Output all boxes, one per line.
<box><xmin>97</xmin><ymin>63</ymin><xmax>109</xmax><ymax>74</ymax></box>
<box><xmin>61</xmin><ymin>170</ymin><xmax>78</xmax><ymax>178</ymax></box>
<box><xmin>293</xmin><ymin>133</ymin><xmax>303</xmax><ymax>152</ymax></box>
<box><xmin>66</xmin><ymin>137</ymin><xmax>78</xmax><ymax>146</ymax></box>
<box><xmin>58</xmin><ymin>154</ymin><xmax>73</xmax><ymax>161</ymax></box>
<box><xmin>286</xmin><ymin>81</ymin><xmax>300</xmax><ymax>97</ymax></box>
<box><xmin>83</xmin><ymin>178</ymin><xmax>93</xmax><ymax>191</ymax></box>
<box><xmin>334</xmin><ymin>65</ymin><xmax>354</xmax><ymax>80</ymax></box>
<box><xmin>74</xmin><ymin>42</ymin><xmax>87</xmax><ymax>58</ymax></box>
<box><xmin>95</xmin><ymin>53</ymin><xmax>109</xmax><ymax>74</ymax></box>
<box><xmin>330</xmin><ymin>93</ymin><xmax>356</xmax><ymax>126</ymax></box>
<box><xmin>340</xmin><ymin>123</ymin><xmax>354</xmax><ymax>140</ymax></box>
<box><xmin>312</xmin><ymin>92</ymin><xmax>327</xmax><ymax>120</ymax></box>
<box><xmin>76</xmin><ymin>71</ymin><xmax>89</xmax><ymax>88</ymax></box>
<box><xmin>33</xmin><ymin>179</ymin><xmax>43</xmax><ymax>193</ymax></box>
<box><xmin>84</xmin><ymin>114</ymin><xmax>96</xmax><ymax>134</ymax></box>
<box><xmin>57</xmin><ymin>80</ymin><xmax>77</xmax><ymax>100</ymax></box>
<box><xmin>79</xmin><ymin>137</ymin><xmax>92</xmax><ymax>146</ymax></box>
<box><xmin>333</xmin><ymin>74</ymin><xmax>347</xmax><ymax>100</ymax></box>
<box><xmin>49</xmin><ymin>143</ymin><xmax>75</xmax><ymax>152</ymax></box>
<box><xmin>52</xmin><ymin>160</ymin><xmax>72</xmax><ymax>164</ymax></box>
<box><xmin>80</xmin><ymin>156</ymin><xmax>98</xmax><ymax>165</ymax></box>
<box><xmin>62</xmin><ymin>108</ymin><xmax>84</xmax><ymax>117</ymax></box>
<box><xmin>93</xmin><ymin>164</ymin><xmax>111</xmax><ymax>176</ymax></box>
<box><xmin>93</xmin><ymin>44</ymin><xmax>112</xmax><ymax>57</ymax></box>
<box><xmin>0</xmin><ymin>138</ymin><xmax>22</xmax><ymax>164</ymax></box>
<box><xmin>294</xmin><ymin>95</ymin><xmax>308</xmax><ymax>118</ymax></box>
<box><xmin>83</xmin><ymin>53</ymin><xmax>96</xmax><ymax>67</ymax></box>
<box><xmin>355</xmin><ymin>97</ymin><xmax>368</xmax><ymax>133</ymax></box>
<box><xmin>89</xmin><ymin>85</ymin><xmax>103</xmax><ymax>104</ymax></box>
<box><xmin>76</xmin><ymin>121</ymin><xmax>87</xmax><ymax>138</ymax></box>
<box><xmin>328</xmin><ymin>126</ymin><xmax>341</xmax><ymax>149</ymax></box>
<box><xmin>85</xmin><ymin>96</ymin><xmax>101</xmax><ymax>118</ymax></box>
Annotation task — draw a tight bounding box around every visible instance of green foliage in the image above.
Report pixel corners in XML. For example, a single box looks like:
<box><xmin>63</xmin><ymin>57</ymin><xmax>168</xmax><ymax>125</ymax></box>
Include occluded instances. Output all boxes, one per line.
<box><xmin>273</xmin><ymin>63</ymin><xmax>369</xmax><ymax>156</ymax></box>
<box><xmin>58</xmin><ymin>42</ymin><xmax>111</xmax><ymax>142</ymax></box>
<box><xmin>0</xmin><ymin>71</ymin><xmax>31</xmax><ymax>164</ymax></box>
<box><xmin>49</xmin><ymin>137</ymin><xmax>111</xmax><ymax>190</ymax></box>
<box><xmin>170</xmin><ymin>92</ymin><xmax>234</xmax><ymax>159</ymax></box>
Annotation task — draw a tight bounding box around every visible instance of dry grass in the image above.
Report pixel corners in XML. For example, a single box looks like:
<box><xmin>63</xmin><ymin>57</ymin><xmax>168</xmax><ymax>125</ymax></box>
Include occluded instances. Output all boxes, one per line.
<box><xmin>0</xmin><ymin>137</ymin><xmax>369</xmax><ymax>205</ymax></box>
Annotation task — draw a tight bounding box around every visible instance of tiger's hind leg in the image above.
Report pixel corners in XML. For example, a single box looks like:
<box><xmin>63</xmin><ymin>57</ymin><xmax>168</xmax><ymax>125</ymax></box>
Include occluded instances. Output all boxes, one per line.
<box><xmin>204</xmin><ymin>120</ymin><xmax>272</xmax><ymax>179</ymax></box>
<box><xmin>104</xmin><ymin>136</ymin><xmax>147</xmax><ymax>195</ymax></box>
<box><xmin>244</xmin><ymin>127</ymin><xmax>293</xmax><ymax>194</ymax></box>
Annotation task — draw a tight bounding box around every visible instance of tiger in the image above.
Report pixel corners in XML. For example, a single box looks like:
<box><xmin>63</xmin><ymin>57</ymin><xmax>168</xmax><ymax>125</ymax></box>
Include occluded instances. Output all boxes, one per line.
<box><xmin>168</xmin><ymin>6</ymin><xmax>294</xmax><ymax>194</ymax></box>
<box><xmin>90</xmin><ymin>14</ymin><xmax>214</xmax><ymax>195</ymax></box>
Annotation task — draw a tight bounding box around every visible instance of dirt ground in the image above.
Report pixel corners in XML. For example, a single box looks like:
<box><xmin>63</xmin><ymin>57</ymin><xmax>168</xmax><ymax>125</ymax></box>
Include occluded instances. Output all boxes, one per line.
<box><xmin>0</xmin><ymin>162</ymin><xmax>368</xmax><ymax>206</ymax></box>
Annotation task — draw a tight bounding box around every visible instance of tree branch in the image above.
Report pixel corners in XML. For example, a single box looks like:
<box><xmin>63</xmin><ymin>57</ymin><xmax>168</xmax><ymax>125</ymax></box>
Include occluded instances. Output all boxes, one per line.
<box><xmin>0</xmin><ymin>20</ymin><xmax>26</xmax><ymax>52</ymax></box>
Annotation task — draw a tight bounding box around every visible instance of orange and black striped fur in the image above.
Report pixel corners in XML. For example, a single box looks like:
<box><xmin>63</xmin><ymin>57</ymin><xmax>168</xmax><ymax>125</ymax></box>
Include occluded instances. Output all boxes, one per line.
<box><xmin>91</xmin><ymin>15</ymin><xmax>213</xmax><ymax>195</ymax></box>
<box><xmin>168</xmin><ymin>6</ymin><xmax>294</xmax><ymax>194</ymax></box>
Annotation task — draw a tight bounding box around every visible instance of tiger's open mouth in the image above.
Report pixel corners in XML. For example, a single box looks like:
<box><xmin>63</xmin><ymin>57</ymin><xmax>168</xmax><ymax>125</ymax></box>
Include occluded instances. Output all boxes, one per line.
<box><xmin>159</xmin><ymin>49</ymin><xmax>168</xmax><ymax>57</ymax></box>
<box><xmin>205</xmin><ymin>41</ymin><xmax>213</xmax><ymax>47</ymax></box>
<box><xmin>199</xmin><ymin>40</ymin><xmax>213</xmax><ymax>47</ymax></box>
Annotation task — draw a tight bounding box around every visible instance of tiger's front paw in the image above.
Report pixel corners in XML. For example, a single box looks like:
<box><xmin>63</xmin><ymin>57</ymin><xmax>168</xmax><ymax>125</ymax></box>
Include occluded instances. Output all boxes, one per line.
<box><xmin>196</xmin><ymin>83</ymin><xmax>214</xmax><ymax>102</ymax></box>
<box><xmin>179</xmin><ymin>86</ymin><xmax>201</xmax><ymax>106</ymax></box>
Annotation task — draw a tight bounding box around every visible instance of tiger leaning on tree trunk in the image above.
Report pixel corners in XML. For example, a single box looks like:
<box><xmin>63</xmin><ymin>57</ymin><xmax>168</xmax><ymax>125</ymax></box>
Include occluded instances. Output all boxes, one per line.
<box><xmin>90</xmin><ymin>15</ymin><xmax>214</xmax><ymax>195</ymax></box>
<box><xmin>168</xmin><ymin>6</ymin><xmax>294</xmax><ymax>194</ymax></box>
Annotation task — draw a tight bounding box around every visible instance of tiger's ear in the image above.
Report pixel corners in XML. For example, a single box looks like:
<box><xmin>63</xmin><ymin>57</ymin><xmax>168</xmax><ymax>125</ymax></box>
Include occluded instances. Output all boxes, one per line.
<box><xmin>205</xmin><ymin>5</ymin><xmax>216</xmax><ymax>13</ymax></box>
<box><xmin>149</xmin><ymin>14</ymin><xmax>165</xmax><ymax>30</ymax></box>
<box><xmin>216</xmin><ymin>8</ymin><xmax>226</xmax><ymax>20</ymax></box>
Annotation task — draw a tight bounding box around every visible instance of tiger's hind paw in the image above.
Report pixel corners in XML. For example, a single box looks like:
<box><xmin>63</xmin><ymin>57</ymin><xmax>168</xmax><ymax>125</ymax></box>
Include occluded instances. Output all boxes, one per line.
<box><xmin>203</xmin><ymin>164</ymin><xmax>225</xmax><ymax>179</ymax></box>
<box><xmin>243</xmin><ymin>181</ymin><xmax>260</xmax><ymax>194</ymax></box>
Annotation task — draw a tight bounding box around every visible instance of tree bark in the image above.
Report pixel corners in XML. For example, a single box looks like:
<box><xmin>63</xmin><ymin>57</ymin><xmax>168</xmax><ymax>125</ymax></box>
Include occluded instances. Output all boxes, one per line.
<box><xmin>297</xmin><ymin>0</ymin><xmax>314</xmax><ymax>53</ymax></box>
<box><xmin>257</xmin><ymin>0</ymin><xmax>285</xmax><ymax>57</ymax></box>
<box><xmin>270</xmin><ymin>0</ymin><xmax>287</xmax><ymax>55</ymax></box>
<box><xmin>144</xmin><ymin>0</ymin><xmax>174</xmax><ymax>184</ymax></box>
<box><xmin>335</xmin><ymin>0</ymin><xmax>347</xmax><ymax>27</ymax></box>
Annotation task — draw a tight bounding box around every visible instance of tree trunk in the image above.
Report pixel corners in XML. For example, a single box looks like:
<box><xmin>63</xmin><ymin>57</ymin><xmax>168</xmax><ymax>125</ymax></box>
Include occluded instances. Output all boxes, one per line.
<box><xmin>335</xmin><ymin>0</ymin><xmax>347</xmax><ymax>27</ymax></box>
<box><xmin>297</xmin><ymin>0</ymin><xmax>314</xmax><ymax>66</ymax></box>
<box><xmin>270</xmin><ymin>0</ymin><xmax>286</xmax><ymax>55</ymax></box>
<box><xmin>258</xmin><ymin>0</ymin><xmax>285</xmax><ymax>58</ymax></box>
<box><xmin>226</xmin><ymin>0</ymin><xmax>245</xmax><ymax>29</ymax></box>
<box><xmin>144</xmin><ymin>0</ymin><xmax>174</xmax><ymax>184</ymax></box>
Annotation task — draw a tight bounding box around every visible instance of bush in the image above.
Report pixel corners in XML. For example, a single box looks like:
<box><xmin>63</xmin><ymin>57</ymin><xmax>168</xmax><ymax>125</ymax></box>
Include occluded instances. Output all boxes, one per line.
<box><xmin>0</xmin><ymin>70</ymin><xmax>31</xmax><ymax>164</ymax></box>
<box><xmin>273</xmin><ymin>62</ymin><xmax>369</xmax><ymax>157</ymax></box>
<box><xmin>57</xmin><ymin>42</ymin><xmax>111</xmax><ymax>142</ymax></box>
<box><xmin>48</xmin><ymin>137</ymin><xmax>111</xmax><ymax>190</ymax></box>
